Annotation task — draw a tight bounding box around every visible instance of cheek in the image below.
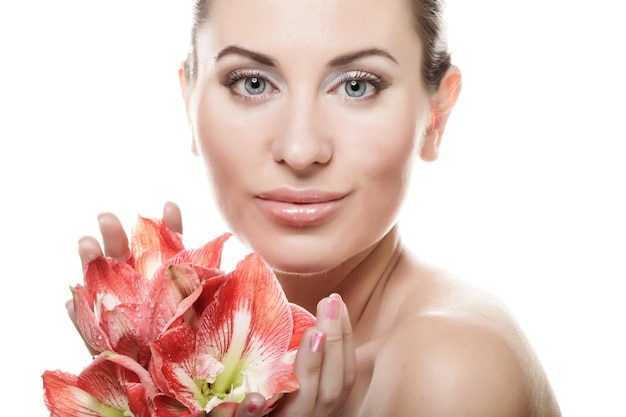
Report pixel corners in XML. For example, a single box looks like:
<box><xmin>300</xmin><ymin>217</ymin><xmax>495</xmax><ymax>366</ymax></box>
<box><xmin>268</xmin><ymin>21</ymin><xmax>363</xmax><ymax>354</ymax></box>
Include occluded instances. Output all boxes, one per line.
<box><xmin>341</xmin><ymin>99</ymin><xmax>424</xmax><ymax>184</ymax></box>
<box><xmin>193</xmin><ymin>88</ymin><xmax>272</xmax><ymax>181</ymax></box>
<box><xmin>192</xmin><ymin>91</ymin><xmax>257</xmax><ymax>214</ymax></box>
<box><xmin>349</xmin><ymin>98</ymin><xmax>427</xmax><ymax>221</ymax></box>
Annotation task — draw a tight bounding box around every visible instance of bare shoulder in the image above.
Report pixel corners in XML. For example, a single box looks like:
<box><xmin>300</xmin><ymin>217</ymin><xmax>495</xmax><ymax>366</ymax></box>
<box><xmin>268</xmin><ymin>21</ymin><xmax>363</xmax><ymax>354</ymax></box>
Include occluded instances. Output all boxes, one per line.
<box><xmin>359</xmin><ymin>252</ymin><xmax>561</xmax><ymax>417</ymax></box>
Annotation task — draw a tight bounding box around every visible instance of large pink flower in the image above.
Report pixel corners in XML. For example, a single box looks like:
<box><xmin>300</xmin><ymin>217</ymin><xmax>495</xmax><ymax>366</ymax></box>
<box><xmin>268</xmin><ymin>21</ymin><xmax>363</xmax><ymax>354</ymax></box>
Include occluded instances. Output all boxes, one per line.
<box><xmin>71</xmin><ymin>217</ymin><xmax>230</xmax><ymax>366</ymax></box>
<box><xmin>150</xmin><ymin>253</ymin><xmax>315</xmax><ymax>416</ymax></box>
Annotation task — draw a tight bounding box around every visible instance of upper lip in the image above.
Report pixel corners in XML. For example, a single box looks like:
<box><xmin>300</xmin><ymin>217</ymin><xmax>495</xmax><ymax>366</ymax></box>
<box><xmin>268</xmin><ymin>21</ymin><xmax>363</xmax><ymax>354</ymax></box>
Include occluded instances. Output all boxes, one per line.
<box><xmin>256</xmin><ymin>188</ymin><xmax>346</xmax><ymax>204</ymax></box>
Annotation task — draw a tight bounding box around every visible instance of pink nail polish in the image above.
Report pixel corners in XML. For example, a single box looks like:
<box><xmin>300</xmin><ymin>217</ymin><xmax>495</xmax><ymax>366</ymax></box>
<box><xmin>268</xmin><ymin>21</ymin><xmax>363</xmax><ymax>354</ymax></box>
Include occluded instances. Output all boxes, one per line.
<box><xmin>310</xmin><ymin>331</ymin><xmax>326</xmax><ymax>352</ymax></box>
<box><xmin>325</xmin><ymin>296</ymin><xmax>340</xmax><ymax>320</ymax></box>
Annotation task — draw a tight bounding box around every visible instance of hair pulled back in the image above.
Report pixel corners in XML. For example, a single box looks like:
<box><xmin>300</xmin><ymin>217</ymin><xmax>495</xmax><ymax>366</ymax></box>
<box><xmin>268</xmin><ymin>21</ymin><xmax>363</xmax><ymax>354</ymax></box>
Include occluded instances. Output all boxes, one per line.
<box><xmin>184</xmin><ymin>0</ymin><xmax>451</xmax><ymax>92</ymax></box>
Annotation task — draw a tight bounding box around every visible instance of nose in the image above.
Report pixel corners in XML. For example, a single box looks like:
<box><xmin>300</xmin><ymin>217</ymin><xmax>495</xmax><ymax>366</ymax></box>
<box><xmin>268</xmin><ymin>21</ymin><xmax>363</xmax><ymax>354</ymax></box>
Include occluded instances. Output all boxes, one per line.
<box><xmin>270</xmin><ymin>96</ymin><xmax>332</xmax><ymax>172</ymax></box>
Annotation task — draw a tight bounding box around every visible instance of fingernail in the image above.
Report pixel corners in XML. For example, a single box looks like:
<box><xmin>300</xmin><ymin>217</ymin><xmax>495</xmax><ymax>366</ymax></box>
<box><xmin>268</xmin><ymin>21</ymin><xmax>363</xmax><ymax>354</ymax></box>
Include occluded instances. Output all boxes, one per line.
<box><xmin>310</xmin><ymin>331</ymin><xmax>326</xmax><ymax>353</ymax></box>
<box><xmin>325</xmin><ymin>295</ymin><xmax>340</xmax><ymax>320</ymax></box>
<box><xmin>247</xmin><ymin>399</ymin><xmax>261</xmax><ymax>414</ymax></box>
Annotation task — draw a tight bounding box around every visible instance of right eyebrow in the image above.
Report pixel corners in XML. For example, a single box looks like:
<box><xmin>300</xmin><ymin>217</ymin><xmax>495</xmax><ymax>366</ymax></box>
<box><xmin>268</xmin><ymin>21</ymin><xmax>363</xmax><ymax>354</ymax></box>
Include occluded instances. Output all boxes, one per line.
<box><xmin>327</xmin><ymin>48</ymin><xmax>399</xmax><ymax>67</ymax></box>
<box><xmin>215</xmin><ymin>45</ymin><xmax>277</xmax><ymax>67</ymax></box>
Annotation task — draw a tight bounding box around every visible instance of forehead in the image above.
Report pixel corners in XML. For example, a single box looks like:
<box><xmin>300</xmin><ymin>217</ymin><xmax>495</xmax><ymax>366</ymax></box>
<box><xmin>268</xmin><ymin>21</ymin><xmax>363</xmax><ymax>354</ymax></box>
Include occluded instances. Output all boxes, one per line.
<box><xmin>202</xmin><ymin>0</ymin><xmax>420</xmax><ymax>60</ymax></box>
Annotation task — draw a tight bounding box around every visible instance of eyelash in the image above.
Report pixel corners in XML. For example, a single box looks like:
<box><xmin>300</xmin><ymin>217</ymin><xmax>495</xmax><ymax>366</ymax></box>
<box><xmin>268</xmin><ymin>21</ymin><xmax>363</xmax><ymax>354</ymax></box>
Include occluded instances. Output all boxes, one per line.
<box><xmin>334</xmin><ymin>70</ymin><xmax>390</xmax><ymax>100</ymax></box>
<box><xmin>220</xmin><ymin>69</ymin><xmax>390</xmax><ymax>101</ymax></box>
<box><xmin>221</xmin><ymin>69</ymin><xmax>278</xmax><ymax>101</ymax></box>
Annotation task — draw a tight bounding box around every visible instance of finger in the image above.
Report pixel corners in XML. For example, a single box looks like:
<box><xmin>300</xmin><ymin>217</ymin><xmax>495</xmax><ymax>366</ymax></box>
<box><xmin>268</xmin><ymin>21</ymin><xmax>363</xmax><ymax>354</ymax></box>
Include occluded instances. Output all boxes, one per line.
<box><xmin>207</xmin><ymin>393</ymin><xmax>266</xmax><ymax>417</ymax></box>
<box><xmin>340</xmin><ymin>298</ymin><xmax>357</xmax><ymax>393</ymax></box>
<box><xmin>78</xmin><ymin>235</ymin><xmax>103</xmax><ymax>267</ymax></box>
<box><xmin>163</xmin><ymin>201</ymin><xmax>183</xmax><ymax>234</ymax></box>
<box><xmin>314</xmin><ymin>293</ymin><xmax>349</xmax><ymax>415</ymax></box>
<box><xmin>275</xmin><ymin>327</ymin><xmax>326</xmax><ymax>417</ymax></box>
<box><xmin>65</xmin><ymin>299</ymin><xmax>100</xmax><ymax>356</ymax></box>
<box><xmin>98</xmin><ymin>212</ymin><xmax>130</xmax><ymax>262</ymax></box>
<box><xmin>235</xmin><ymin>393</ymin><xmax>267</xmax><ymax>417</ymax></box>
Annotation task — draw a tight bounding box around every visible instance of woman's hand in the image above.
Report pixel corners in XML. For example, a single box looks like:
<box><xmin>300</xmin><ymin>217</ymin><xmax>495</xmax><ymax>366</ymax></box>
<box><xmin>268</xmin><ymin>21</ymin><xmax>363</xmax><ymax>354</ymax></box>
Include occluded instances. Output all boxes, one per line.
<box><xmin>229</xmin><ymin>294</ymin><xmax>356</xmax><ymax>417</ymax></box>
<box><xmin>272</xmin><ymin>293</ymin><xmax>356</xmax><ymax>417</ymax></box>
<box><xmin>77</xmin><ymin>201</ymin><xmax>183</xmax><ymax>265</ymax></box>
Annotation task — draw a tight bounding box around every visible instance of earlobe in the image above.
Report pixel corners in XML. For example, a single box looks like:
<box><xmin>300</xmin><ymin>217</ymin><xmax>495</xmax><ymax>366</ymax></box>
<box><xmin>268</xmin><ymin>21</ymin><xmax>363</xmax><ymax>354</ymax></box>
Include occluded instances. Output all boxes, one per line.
<box><xmin>178</xmin><ymin>66</ymin><xmax>188</xmax><ymax>101</ymax></box>
<box><xmin>420</xmin><ymin>130</ymin><xmax>441</xmax><ymax>162</ymax></box>
<box><xmin>420</xmin><ymin>65</ymin><xmax>462</xmax><ymax>162</ymax></box>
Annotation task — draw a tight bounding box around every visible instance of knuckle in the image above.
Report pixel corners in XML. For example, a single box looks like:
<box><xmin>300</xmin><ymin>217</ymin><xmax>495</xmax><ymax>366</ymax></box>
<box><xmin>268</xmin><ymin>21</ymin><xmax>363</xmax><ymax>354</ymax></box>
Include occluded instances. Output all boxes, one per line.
<box><xmin>317</xmin><ymin>389</ymin><xmax>342</xmax><ymax>409</ymax></box>
<box><xmin>301</xmin><ymin>361</ymin><xmax>322</xmax><ymax>377</ymax></box>
<box><xmin>324</xmin><ymin>332</ymin><xmax>343</xmax><ymax>344</ymax></box>
<box><xmin>344</xmin><ymin>370</ymin><xmax>357</xmax><ymax>390</ymax></box>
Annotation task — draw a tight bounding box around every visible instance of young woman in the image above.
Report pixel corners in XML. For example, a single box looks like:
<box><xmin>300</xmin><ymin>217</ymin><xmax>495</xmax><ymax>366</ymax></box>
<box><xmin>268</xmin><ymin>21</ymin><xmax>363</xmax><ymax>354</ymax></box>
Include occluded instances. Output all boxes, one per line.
<box><xmin>79</xmin><ymin>0</ymin><xmax>561</xmax><ymax>415</ymax></box>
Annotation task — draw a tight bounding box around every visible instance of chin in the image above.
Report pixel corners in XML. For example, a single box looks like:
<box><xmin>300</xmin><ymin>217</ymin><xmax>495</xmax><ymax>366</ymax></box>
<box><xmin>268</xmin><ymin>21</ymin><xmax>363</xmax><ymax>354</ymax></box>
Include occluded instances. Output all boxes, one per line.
<box><xmin>270</xmin><ymin>260</ymin><xmax>335</xmax><ymax>276</ymax></box>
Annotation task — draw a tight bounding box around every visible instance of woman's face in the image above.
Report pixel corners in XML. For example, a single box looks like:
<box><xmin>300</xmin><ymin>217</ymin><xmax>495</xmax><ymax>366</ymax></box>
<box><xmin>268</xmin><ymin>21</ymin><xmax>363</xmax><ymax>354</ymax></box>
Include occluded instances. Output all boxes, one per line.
<box><xmin>184</xmin><ymin>0</ymin><xmax>438</xmax><ymax>274</ymax></box>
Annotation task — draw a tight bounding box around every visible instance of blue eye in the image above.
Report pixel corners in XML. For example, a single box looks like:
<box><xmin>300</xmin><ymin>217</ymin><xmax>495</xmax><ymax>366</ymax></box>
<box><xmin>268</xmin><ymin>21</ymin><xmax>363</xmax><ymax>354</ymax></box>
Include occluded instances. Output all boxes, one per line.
<box><xmin>332</xmin><ymin>71</ymin><xmax>390</xmax><ymax>101</ymax></box>
<box><xmin>244</xmin><ymin>77</ymin><xmax>266</xmax><ymax>95</ymax></box>
<box><xmin>345</xmin><ymin>80</ymin><xmax>367</xmax><ymax>97</ymax></box>
<box><xmin>222</xmin><ymin>69</ymin><xmax>277</xmax><ymax>100</ymax></box>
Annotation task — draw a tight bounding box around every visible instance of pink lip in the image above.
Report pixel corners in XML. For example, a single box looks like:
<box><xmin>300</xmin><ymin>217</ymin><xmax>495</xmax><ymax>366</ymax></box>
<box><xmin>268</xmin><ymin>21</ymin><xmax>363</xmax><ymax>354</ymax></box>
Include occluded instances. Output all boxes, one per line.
<box><xmin>255</xmin><ymin>188</ymin><xmax>346</xmax><ymax>226</ymax></box>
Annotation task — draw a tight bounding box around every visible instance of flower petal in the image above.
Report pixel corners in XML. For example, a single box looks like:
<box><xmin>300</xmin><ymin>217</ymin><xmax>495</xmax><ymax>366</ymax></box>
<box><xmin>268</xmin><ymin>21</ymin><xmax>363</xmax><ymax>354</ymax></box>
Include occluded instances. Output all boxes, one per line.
<box><xmin>170</xmin><ymin>233</ymin><xmax>231</xmax><ymax>270</ymax></box>
<box><xmin>146</xmin><ymin>264</ymin><xmax>203</xmax><ymax>335</ymax></box>
<box><xmin>151</xmin><ymin>323</ymin><xmax>224</xmax><ymax>413</ymax></box>
<box><xmin>128</xmin><ymin>216</ymin><xmax>185</xmax><ymax>280</ymax></box>
<box><xmin>198</xmin><ymin>253</ymin><xmax>300</xmax><ymax>400</ymax></box>
<box><xmin>287</xmin><ymin>303</ymin><xmax>316</xmax><ymax>351</ymax></box>
<box><xmin>104</xmin><ymin>351</ymin><xmax>159</xmax><ymax>399</ymax></box>
<box><xmin>153</xmin><ymin>394</ymin><xmax>201</xmax><ymax>417</ymax></box>
<box><xmin>72</xmin><ymin>285</ymin><xmax>112</xmax><ymax>354</ymax></box>
<box><xmin>101</xmin><ymin>304</ymin><xmax>147</xmax><ymax>364</ymax></box>
<box><xmin>84</xmin><ymin>256</ymin><xmax>150</xmax><ymax>304</ymax></box>
<box><xmin>43</xmin><ymin>353</ymin><xmax>150</xmax><ymax>417</ymax></box>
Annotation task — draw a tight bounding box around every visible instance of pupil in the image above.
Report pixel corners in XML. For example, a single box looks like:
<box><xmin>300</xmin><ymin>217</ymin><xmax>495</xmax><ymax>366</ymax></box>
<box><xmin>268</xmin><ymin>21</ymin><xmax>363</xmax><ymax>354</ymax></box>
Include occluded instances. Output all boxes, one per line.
<box><xmin>346</xmin><ymin>80</ymin><xmax>366</xmax><ymax>97</ymax></box>
<box><xmin>244</xmin><ymin>77</ymin><xmax>266</xmax><ymax>95</ymax></box>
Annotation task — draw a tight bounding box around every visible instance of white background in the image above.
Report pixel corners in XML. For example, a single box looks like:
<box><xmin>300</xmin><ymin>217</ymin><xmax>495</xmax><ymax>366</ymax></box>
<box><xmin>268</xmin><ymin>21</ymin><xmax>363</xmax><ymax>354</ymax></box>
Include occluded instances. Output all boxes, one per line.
<box><xmin>1</xmin><ymin>1</ymin><xmax>624</xmax><ymax>415</ymax></box>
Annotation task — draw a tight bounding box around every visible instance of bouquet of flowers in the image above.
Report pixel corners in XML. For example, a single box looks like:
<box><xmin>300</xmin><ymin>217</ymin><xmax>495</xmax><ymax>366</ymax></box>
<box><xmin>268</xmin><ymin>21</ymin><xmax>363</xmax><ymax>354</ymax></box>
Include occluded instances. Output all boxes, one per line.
<box><xmin>42</xmin><ymin>217</ymin><xmax>315</xmax><ymax>417</ymax></box>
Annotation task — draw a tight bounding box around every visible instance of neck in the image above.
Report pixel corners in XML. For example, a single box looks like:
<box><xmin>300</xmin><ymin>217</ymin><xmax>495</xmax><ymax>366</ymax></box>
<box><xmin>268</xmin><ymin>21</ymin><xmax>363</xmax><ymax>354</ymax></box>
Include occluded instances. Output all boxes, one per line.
<box><xmin>275</xmin><ymin>226</ymin><xmax>402</xmax><ymax>326</ymax></box>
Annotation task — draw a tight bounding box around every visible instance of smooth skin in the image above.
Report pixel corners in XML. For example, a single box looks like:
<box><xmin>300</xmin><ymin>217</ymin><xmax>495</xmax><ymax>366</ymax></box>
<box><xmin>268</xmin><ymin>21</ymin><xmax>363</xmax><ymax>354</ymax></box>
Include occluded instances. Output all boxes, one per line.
<box><xmin>78</xmin><ymin>0</ymin><xmax>561</xmax><ymax>415</ymax></box>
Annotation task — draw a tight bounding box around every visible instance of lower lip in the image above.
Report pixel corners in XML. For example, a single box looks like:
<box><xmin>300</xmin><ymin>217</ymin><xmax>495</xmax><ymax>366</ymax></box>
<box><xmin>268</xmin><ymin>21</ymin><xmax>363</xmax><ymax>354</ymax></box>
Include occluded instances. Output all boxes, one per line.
<box><xmin>255</xmin><ymin>198</ymin><xmax>343</xmax><ymax>226</ymax></box>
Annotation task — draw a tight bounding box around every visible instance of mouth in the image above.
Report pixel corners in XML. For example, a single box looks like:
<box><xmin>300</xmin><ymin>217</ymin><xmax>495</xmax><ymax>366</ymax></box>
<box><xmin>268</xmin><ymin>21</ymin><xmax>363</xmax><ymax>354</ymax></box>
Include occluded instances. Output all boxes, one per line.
<box><xmin>255</xmin><ymin>188</ymin><xmax>346</xmax><ymax>226</ymax></box>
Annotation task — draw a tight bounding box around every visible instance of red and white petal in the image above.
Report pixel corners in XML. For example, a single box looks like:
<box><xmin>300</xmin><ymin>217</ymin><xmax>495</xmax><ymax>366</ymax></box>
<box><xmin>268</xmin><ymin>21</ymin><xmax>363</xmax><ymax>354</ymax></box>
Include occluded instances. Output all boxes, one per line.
<box><xmin>43</xmin><ymin>371</ymin><xmax>117</xmax><ymax>417</ymax></box>
<box><xmin>171</xmin><ymin>233</ymin><xmax>231</xmax><ymax>270</ymax></box>
<box><xmin>71</xmin><ymin>285</ymin><xmax>112</xmax><ymax>354</ymax></box>
<box><xmin>84</xmin><ymin>256</ymin><xmax>150</xmax><ymax>304</ymax></box>
<box><xmin>43</xmin><ymin>355</ymin><xmax>139</xmax><ymax>417</ymax></box>
<box><xmin>287</xmin><ymin>303</ymin><xmax>316</xmax><ymax>351</ymax></box>
<box><xmin>145</xmin><ymin>264</ymin><xmax>202</xmax><ymax>335</ymax></box>
<box><xmin>104</xmin><ymin>351</ymin><xmax>160</xmax><ymax>400</ymax></box>
<box><xmin>124</xmin><ymin>383</ymin><xmax>153</xmax><ymax>417</ymax></box>
<box><xmin>129</xmin><ymin>217</ymin><xmax>185</xmax><ymax>280</ymax></box>
<box><xmin>197</xmin><ymin>253</ymin><xmax>297</xmax><ymax>398</ymax></box>
<box><xmin>153</xmin><ymin>394</ymin><xmax>199</xmax><ymax>417</ymax></box>
<box><xmin>101</xmin><ymin>304</ymin><xmax>152</xmax><ymax>366</ymax></box>
<box><xmin>151</xmin><ymin>323</ymin><xmax>223</xmax><ymax>412</ymax></box>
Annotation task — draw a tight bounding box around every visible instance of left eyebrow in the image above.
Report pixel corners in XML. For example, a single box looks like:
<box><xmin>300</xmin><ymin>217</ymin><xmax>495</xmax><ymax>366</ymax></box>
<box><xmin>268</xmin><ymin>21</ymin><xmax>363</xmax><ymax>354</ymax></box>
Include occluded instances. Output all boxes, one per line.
<box><xmin>327</xmin><ymin>48</ymin><xmax>399</xmax><ymax>67</ymax></box>
<box><xmin>215</xmin><ymin>45</ymin><xmax>277</xmax><ymax>67</ymax></box>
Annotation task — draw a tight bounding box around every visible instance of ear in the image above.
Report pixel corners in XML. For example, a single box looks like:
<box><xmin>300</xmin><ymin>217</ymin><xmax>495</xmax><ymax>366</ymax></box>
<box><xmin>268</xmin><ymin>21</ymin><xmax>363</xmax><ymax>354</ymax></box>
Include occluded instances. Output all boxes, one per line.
<box><xmin>179</xmin><ymin>66</ymin><xmax>199</xmax><ymax>156</ymax></box>
<box><xmin>420</xmin><ymin>65</ymin><xmax>462</xmax><ymax>162</ymax></box>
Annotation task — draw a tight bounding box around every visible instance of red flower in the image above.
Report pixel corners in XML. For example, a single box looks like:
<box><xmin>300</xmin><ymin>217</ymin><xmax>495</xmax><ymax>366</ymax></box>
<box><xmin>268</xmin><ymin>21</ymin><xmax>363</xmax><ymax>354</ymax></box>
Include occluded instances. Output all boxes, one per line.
<box><xmin>44</xmin><ymin>216</ymin><xmax>315</xmax><ymax>417</ymax></box>
<box><xmin>71</xmin><ymin>217</ymin><xmax>229</xmax><ymax>366</ymax></box>
<box><xmin>150</xmin><ymin>253</ymin><xmax>315</xmax><ymax>415</ymax></box>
